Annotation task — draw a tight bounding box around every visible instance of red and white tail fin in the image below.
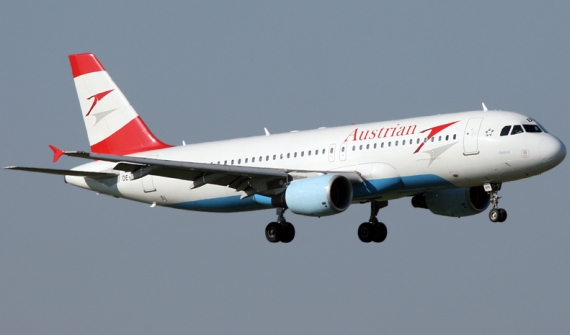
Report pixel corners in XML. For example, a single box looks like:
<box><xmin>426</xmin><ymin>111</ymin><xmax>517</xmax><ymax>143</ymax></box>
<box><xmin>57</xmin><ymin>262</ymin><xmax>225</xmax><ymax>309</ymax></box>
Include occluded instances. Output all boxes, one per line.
<box><xmin>69</xmin><ymin>53</ymin><xmax>171</xmax><ymax>155</ymax></box>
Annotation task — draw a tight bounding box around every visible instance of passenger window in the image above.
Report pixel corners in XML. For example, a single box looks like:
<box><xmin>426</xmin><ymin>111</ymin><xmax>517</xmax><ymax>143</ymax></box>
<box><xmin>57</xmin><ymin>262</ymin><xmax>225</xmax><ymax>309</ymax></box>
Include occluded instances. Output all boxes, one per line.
<box><xmin>381</xmin><ymin>142</ymin><xmax>384</xmax><ymax>148</ymax></box>
<box><xmin>315</xmin><ymin>149</ymin><xmax>318</xmax><ymax>155</ymax></box>
<box><xmin>395</xmin><ymin>141</ymin><xmax>398</xmax><ymax>146</ymax></box>
<box><xmin>523</xmin><ymin>124</ymin><xmax>542</xmax><ymax>133</ymax></box>
<box><xmin>294</xmin><ymin>152</ymin><xmax>297</xmax><ymax>158</ymax></box>
<box><xmin>245</xmin><ymin>158</ymin><xmax>248</xmax><ymax>163</ymax></box>
<box><xmin>374</xmin><ymin>143</ymin><xmax>377</xmax><ymax>149</ymax></box>
<box><xmin>322</xmin><ymin>149</ymin><xmax>325</xmax><ymax>154</ymax></box>
<box><xmin>301</xmin><ymin>151</ymin><xmax>304</xmax><ymax>157</ymax></box>
<box><xmin>511</xmin><ymin>125</ymin><xmax>524</xmax><ymax>135</ymax></box>
<box><xmin>238</xmin><ymin>159</ymin><xmax>241</xmax><ymax>164</ymax></box>
<box><xmin>308</xmin><ymin>151</ymin><xmax>311</xmax><ymax>156</ymax></box>
<box><xmin>500</xmin><ymin>126</ymin><xmax>511</xmax><ymax>136</ymax></box>
<box><xmin>445</xmin><ymin>135</ymin><xmax>449</xmax><ymax>141</ymax></box>
<box><xmin>224</xmin><ymin>160</ymin><xmax>227</xmax><ymax>165</ymax></box>
<box><xmin>252</xmin><ymin>157</ymin><xmax>255</xmax><ymax>163</ymax></box>
<box><xmin>366</xmin><ymin>144</ymin><xmax>370</xmax><ymax>149</ymax></box>
<box><xmin>453</xmin><ymin>134</ymin><xmax>456</xmax><ymax>140</ymax></box>
<box><xmin>273</xmin><ymin>155</ymin><xmax>276</xmax><ymax>160</ymax></box>
<box><xmin>266</xmin><ymin>155</ymin><xmax>269</xmax><ymax>161</ymax></box>
<box><xmin>287</xmin><ymin>153</ymin><xmax>290</xmax><ymax>158</ymax></box>
<box><xmin>231</xmin><ymin>160</ymin><xmax>234</xmax><ymax>165</ymax></box>
<box><xmin>280</xmin><ymin>154</ymin><xmax>283</xmax><ymax>159</ymax></box>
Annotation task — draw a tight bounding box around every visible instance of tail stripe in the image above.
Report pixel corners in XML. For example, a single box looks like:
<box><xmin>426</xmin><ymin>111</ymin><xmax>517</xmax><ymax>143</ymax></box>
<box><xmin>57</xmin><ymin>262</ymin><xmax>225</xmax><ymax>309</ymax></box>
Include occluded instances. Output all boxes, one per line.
<box><xmin>90</xmin><ymin>116</ymin><xmax>171</xmax><ymax>155</ymax></box>
<box><xmin>69</xmin><ymin>53</ymin><xmax>105</xmax><ymax>78</ymax></box>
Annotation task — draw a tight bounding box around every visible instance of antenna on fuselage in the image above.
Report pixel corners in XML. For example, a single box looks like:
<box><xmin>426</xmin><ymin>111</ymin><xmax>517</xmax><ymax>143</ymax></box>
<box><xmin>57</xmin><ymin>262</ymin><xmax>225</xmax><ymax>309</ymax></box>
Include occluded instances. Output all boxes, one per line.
<box><xmin>482</xmin><ymin>103</ymin><xmax>488</xmax><ymax>111</ymax></box>
<box><xmin>264</xmin><ymin>127</ymin><xmax>270</xmax><ymax>136</ymax></box>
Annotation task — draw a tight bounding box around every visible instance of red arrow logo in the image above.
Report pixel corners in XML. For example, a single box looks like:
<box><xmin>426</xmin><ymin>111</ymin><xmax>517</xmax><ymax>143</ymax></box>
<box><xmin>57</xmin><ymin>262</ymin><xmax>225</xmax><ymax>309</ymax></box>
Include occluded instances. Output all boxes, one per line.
<box><xmin>85</xmin><ymin>89</ymin><xmax>114</xmax><ymax>116</ymax></box>
<box><xmin>413</xmin><ymin>120</ymin><xmax>459</xmax><ymax>153</ymax></box>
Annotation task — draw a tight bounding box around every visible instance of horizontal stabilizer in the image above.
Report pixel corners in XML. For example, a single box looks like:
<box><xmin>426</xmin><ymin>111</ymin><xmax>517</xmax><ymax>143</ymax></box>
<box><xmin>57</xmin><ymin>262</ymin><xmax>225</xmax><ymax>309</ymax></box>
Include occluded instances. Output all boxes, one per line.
<box><xmin>4</xmin><ymin>166</ymin><xmax>117</xmax><ymax>178</ymax></box>
<box><xmin>49</xmin><ymin>145</ymin><xmax>65</xmax><ymax>162</ymax></box>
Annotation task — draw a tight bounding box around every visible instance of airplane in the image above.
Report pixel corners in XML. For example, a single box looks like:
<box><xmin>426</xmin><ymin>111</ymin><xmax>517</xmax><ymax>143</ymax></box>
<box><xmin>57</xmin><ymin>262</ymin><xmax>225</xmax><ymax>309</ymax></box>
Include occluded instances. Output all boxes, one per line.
<box><xmin>5</xmin><ymin>53</ymin><xmax>566</xmax><ymax>244</ymax></box>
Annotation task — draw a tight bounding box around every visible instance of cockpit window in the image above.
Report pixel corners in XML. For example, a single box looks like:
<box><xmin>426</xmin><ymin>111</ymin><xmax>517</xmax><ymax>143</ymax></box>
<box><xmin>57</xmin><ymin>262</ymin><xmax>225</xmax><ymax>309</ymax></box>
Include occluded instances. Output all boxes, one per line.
<box><xmin>523</xmin><ymin>124</ymin><xmax>542</xmax><ymax>133</ymax></box>
<box><xmin>500</xmin><ymin>126</ymin><xmax>511</xmax><ymax>136</ymax></box>
<box><xmin>510</xmin><ymin>125</ymin><xmax>524</xmax><ymax>135</ymax></box>
<box><xmin>534</xmin><ymin>120</ymin><xmax>548</xmax><ymax>133</ymax></box>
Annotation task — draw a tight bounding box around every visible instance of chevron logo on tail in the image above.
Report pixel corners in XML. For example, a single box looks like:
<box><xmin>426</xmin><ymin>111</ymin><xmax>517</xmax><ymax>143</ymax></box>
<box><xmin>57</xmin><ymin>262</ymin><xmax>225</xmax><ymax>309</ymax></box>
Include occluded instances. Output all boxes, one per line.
<box><xmin>85</xmin><ymin>89</ymin><xmax>114</xmax><ymax>116</ymax></box>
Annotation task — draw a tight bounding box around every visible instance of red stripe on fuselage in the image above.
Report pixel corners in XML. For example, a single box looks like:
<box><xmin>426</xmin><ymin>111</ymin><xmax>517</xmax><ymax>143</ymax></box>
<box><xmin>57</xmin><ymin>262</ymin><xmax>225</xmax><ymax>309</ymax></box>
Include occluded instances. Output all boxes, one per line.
<box><xmin>90</xmin><ymin>116</ymin><xmax>171</xmax><ymax>155</ymax></box>
<box><xmin>69</xmin><ymin>53</ymin><xmax>105</xmax><ymax>78</ymax></box>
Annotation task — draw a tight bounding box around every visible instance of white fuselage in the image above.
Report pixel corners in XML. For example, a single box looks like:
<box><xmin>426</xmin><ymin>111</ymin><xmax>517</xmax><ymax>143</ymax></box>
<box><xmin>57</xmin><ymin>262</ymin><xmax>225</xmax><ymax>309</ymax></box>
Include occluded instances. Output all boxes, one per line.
<box><xmin>65</xmin><ymin>110</ymin><xmax>566</xmax><ymax>212</ymax></box>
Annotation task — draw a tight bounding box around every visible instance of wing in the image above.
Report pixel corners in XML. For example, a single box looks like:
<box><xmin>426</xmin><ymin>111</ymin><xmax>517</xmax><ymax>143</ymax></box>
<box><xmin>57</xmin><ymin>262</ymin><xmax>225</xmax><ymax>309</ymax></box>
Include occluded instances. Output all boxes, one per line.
<box><xmin>6</xmin><ymin>146</ymin><xmax>363</xmax><ymax>198</ymax></box>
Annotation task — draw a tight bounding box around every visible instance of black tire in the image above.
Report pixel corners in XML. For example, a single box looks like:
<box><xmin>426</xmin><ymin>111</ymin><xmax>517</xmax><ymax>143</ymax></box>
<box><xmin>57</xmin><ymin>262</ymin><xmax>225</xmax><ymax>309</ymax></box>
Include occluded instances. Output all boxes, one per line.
<box><xmin>489</xmin><ymin>208</ymin><xmax>500</xmax><ymax>222</ymax></box>
<box><xmin>265</xmin><ymin>222</ymin><xmax>281</xmax><ymax>243</ymax></box>
<box><xmin>280</xmin><ymin>223</ymin><xmax>295</xmax><ymax>243</ymax></box>
<box><xmin>498</xmin><ymin>208</ymin><xmax>507</xmax><ymax>222</ymax></box>
<box><xmin>358</xmin><ymin>222</ymin><xmax>373</xmax><ymax>243</ymax></box>
<box><xmin>372</xmin><ymin>222</ymin><xmax>387</xmax><ymax>243</ymax></box>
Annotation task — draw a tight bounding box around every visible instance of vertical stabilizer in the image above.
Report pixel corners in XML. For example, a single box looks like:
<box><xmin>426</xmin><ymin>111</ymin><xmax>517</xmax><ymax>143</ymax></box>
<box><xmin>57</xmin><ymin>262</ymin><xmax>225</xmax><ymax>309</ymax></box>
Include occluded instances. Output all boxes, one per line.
<box><xmin>69</xmin><ymin>53</ymin><xmax>171</xmax><ymax>155</ymax></box>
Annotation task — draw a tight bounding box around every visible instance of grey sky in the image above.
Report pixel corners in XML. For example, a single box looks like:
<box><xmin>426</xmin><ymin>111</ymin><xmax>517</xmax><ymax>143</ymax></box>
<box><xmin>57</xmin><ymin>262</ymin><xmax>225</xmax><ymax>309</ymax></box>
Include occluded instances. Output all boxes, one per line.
<box><xmin>1</xmin><ymin>1</ymin><xmax>569</xmax><ymax>334</ymax></box>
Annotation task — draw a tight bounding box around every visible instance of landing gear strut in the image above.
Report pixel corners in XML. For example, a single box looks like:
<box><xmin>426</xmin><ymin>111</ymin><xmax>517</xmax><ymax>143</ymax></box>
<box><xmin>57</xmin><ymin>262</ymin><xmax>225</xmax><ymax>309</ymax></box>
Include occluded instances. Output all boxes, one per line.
<box><xmin>485</xmin><ymin>182</ymin><xmax>507</xmax><ymax>222</ymax></box>
<box><xmin>358</xmin><ymin>200</ymin><xmax>388</xmax><ymax>243</ymax></box>
<box><xmin>265</xmin><ymin>208</ymin><xmax>295</xmax><ymax>243</ymax></box>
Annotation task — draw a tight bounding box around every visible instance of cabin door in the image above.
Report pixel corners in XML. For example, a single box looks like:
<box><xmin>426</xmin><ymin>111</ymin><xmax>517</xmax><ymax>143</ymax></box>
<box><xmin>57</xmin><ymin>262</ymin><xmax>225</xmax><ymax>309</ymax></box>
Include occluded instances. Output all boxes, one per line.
<box><xmin>141</xmin><ymin>156</ymin><xmax>157</xmax><ymax>192</ymax></box>
<box><xmin>463</xmin><ymin>117</ymin><xmax>483</xmax><ymax>155</ymax></box>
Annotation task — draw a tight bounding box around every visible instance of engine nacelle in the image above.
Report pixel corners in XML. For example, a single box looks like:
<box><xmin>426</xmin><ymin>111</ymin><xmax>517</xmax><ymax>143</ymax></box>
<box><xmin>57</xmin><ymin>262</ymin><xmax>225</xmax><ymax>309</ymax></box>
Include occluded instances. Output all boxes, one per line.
<box><xmin>411</xmin><ymin>186</ymin><xmax>490</xmax><ymax>217</ymax></box>
<box><xmin>283</xmin><ymin>174</ymin><xmax>353</xmax><ymax>216</ymax></box>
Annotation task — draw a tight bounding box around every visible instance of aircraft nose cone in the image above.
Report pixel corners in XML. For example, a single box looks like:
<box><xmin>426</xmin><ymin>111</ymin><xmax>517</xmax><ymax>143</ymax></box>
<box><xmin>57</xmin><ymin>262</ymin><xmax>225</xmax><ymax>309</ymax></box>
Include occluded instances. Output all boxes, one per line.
<box><xmin>540</xmin><ymin>136</ymin><xmax>566</xmax><ymax>166</ymax></box>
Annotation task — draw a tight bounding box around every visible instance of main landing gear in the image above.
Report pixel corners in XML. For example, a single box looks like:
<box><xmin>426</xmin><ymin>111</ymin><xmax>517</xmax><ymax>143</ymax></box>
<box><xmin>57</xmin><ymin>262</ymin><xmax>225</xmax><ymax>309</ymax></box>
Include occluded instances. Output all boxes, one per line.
<box><xmin>485</xmin><ymin>182</ymin><xmax>508</xmax><ymax>223</ymax></box>
<box><xmin>265</xmin><ymin>208</ymin><xmax>295</xmax><ymax>243</ymax></box>
<box><xmin>357</xmin><ymin>200</ymin><xmax>388</xmax><ymax>243</ymax></box>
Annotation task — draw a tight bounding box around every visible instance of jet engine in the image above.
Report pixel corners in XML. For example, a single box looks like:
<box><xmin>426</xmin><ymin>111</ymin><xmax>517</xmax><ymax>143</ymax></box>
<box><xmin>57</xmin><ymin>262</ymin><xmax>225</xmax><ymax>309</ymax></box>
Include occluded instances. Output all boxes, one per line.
<box><xmin>411</xmin><ymin>186</ymin><xmax>490</xmax><ymax>217</ymax></box>
<box><xmin>276</xmin><ymin>174</ymin><xmax>353</xmax><ymax>216</ymax></box>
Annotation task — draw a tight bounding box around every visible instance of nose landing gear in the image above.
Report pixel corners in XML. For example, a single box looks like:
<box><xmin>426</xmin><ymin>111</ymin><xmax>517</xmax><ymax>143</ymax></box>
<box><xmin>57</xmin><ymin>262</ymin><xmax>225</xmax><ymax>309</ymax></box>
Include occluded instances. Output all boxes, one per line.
<box><xmin>485</xmin><ymin>182</ymin><xmax>507</xmax><ymax>222</ymax></box>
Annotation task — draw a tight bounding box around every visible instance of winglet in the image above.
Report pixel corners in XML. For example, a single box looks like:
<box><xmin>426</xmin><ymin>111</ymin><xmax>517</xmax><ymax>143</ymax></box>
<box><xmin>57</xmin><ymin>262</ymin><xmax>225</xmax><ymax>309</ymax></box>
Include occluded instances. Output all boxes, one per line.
<box><xmin>49</xmin><ymin>145</ymin><xmax>65</xmax><ymax>163</ymax></box>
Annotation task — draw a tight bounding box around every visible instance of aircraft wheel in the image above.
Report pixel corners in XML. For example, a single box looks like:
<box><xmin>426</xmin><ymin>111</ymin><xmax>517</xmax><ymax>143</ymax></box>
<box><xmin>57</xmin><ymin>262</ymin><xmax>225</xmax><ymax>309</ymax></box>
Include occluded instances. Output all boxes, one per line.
<box><xmin>372</xmin><ymin>222</ymin><xmax>387</xmax><ymax>243</ymax></box>
<box><xmin>498</xmin><ymin>208</ymin><xmax>507</xmax><ymax>222</ymax></box>
<box><xmin>265</xmin><ymin>222</ymin><xmax>281</xmax><ymax>243</ymax></box>
<box><xmin>358</xmin><ymin>222</ymin><xmax>374</xmax><ymax>243</ymax></box>
<box><xmin>489</xmin><ymin>208</ymin><xmax>500</xmax><ymax>222</ymax></box>
<box><xmin>280</xmin><ymin>223</ymin><xmax>295</xmax><ymax>243</ymax></box>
